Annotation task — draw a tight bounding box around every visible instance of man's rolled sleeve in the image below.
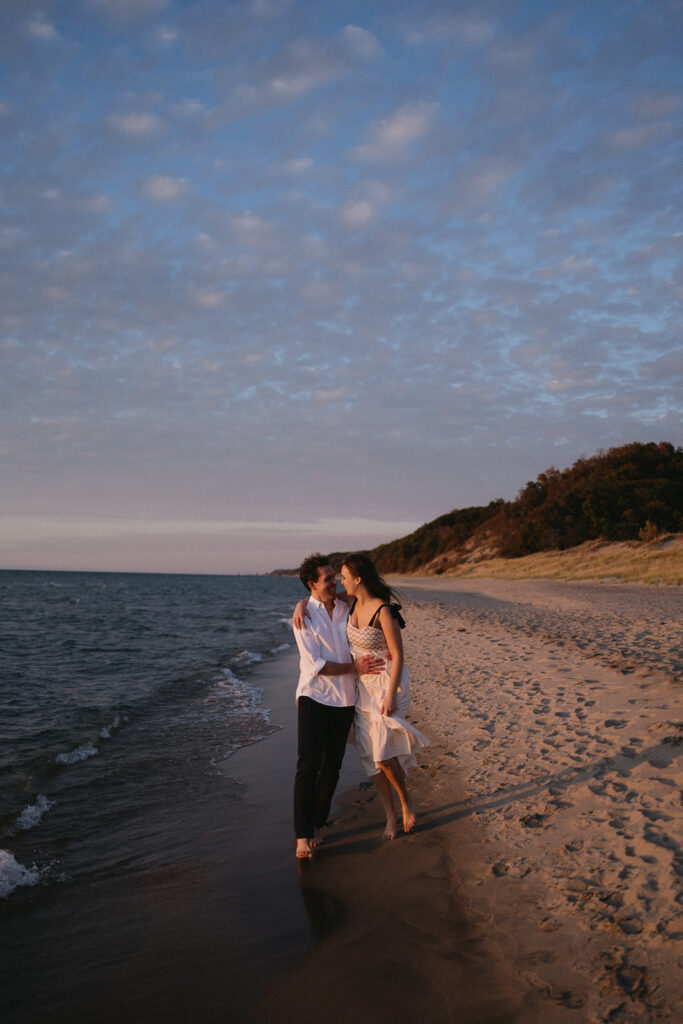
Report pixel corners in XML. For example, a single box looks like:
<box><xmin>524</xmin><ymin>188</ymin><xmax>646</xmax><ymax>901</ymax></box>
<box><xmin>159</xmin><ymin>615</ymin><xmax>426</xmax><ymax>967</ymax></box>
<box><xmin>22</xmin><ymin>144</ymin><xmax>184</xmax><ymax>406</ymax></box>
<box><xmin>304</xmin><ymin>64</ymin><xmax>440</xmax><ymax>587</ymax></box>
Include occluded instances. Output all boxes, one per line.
<box><xmin>294</xmin><ymin>627</ymin><xmax>328</xmax><ymax>688</ymax></box>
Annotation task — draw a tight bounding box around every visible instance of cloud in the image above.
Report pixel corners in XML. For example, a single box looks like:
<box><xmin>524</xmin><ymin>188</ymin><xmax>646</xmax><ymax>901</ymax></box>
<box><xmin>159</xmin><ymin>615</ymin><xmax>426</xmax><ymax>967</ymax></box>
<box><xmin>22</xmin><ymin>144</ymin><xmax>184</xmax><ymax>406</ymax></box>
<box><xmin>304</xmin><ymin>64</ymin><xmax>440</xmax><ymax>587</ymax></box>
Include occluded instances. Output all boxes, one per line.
<box><xmin>152</xmin><ymin>25</ymin><xmax>179</xmax><ymax>47</ymax></box>
<box><xmin>266</xmin><ymin>31</ymin><xmax>370</xmax><ymax>99</ymax></box>
<box><xmin>108</xmin><ymin>112</ymin><xmax>165</xmax><ymax>136</ymax></box>
<box><xmin>141</xmin><ymin>175</ymin><xmax>191</xmax><ymax>201</ymax></box>
<box><xmin>192</xmin><ymin>288</ymin><xmax>226</xmax><ymax>309</ymax></box>
<box><xmin>208</xmin><ymin>22</ymin><xmax>383</xmax><ymax>116</ymax></box>
<box><xmin>283</xmin><ymin>157</ymin><xmax>314</xmax><ymax>172</ymax></box>
<box><xmin>86</xmin><ymin>0</ymin><xmax>169</xmax><ymax>24</ymax></box>
<box><xmin>404</xmin><ymin>12</ymin><xmax>496</xmax><ymax>47</ymax></box>
<box><xmin>353</xmin><ymin>102</ymin><xmax>438</xmax><ymax>161</ymax></box>
<box><xmin>338</xmin><ymin>200</ymin><xmax>375</xmax><ymax>227</ymax></box>
<box><xmin>228</xmin><ymin>211</ymin><xmax>280</xmax><ymax>250</ymax></box>
<box><xmin>169</xmin><ymin>99</ymin><xmax>206</xmax><ymax>118</ymax></box>
<box><xmin>632</xmin><ymin>91</ymin><xmax>682</xmax><ymax>119</ymax></box>
<box><xmin>25</xmin><ymin>13</ymin><xmax>60</xmax><ymax>42</ymax></box>
<box><xmin>340</xmin><ymin>25</ymin><xmax>384</xmax><ymax>59</ymax></box>
<box><xmin>83</xmin><ymin>194</ymin><xmax>112</xmax><ymax>213</ymax></box>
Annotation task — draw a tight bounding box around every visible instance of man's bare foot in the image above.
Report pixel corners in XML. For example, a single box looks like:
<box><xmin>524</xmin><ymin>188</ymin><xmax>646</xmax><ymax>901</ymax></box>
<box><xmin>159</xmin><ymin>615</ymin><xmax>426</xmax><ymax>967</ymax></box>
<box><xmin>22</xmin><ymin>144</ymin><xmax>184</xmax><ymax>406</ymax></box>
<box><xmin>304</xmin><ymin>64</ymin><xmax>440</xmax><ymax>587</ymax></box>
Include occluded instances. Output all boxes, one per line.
<box><xmin>402</xmin><ymin>801</ymin><xmax>416</xmax><ymax>834</ymax></box>
<box><xmin>383</xmin><ymin>816</ymin><xmax>398</xmax><ymax>840</ymax></box>
<box><xmin>296</xmin><ymin>838</ymin><xmax>313</xmax><ymax>858</ymax></box>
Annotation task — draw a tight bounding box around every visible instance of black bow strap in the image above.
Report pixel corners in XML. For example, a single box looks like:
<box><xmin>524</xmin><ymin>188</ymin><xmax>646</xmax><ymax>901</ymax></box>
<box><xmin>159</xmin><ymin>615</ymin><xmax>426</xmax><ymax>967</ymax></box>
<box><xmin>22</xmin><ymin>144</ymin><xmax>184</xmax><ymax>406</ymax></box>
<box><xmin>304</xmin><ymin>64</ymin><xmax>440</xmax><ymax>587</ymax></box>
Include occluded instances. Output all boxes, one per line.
<box><xmin>390</xmin><ymin>602</ymin><xmax>406</xmax><ymax>629</ymax></box>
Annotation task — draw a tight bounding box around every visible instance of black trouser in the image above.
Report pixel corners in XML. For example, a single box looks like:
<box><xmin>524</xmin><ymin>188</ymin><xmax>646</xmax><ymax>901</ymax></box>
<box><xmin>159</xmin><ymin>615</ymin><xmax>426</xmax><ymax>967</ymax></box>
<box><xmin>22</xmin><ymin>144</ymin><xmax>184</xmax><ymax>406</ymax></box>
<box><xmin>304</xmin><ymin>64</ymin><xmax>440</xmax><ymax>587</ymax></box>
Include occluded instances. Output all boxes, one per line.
<box><xmin>294</xmin><ymin>696</ymin><xmax>355</xmax><ymax>839</ymax></box>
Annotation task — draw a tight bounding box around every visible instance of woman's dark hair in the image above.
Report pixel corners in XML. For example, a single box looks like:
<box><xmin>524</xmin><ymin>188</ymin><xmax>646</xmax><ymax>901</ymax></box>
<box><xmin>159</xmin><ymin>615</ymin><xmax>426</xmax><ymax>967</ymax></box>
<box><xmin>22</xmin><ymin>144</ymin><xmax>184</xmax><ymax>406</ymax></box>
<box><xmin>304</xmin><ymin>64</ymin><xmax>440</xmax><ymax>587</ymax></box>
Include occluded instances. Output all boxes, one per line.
<box><xmin>342</xmin><ymin>553</ymin><xmax>401</xmax><ymax>606</ymax></box>
<box><xmin>299</xmin><ymin>552</ymin><xmax>331</xmax><ymax>592</ymax></box>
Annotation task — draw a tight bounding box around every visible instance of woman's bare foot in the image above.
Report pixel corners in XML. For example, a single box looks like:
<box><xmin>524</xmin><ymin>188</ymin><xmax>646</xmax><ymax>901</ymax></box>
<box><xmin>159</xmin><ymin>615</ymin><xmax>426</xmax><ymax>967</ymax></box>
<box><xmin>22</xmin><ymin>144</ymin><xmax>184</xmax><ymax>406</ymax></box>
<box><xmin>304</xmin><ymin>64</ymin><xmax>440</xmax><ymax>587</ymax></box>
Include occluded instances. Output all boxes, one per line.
<box><xmin>296</xmin><ymin>838</ymin><xmax>313</xmax><ymax>858</ymax></box>
<box><xmin>383</xmin><ymin>815</ymin><xmax>399</xmax><ymax>840</ymax></box>
<box><xmin>401</xmin><ymin>799</ymin><xmax>416</xmax><ymax>834</ymax></box>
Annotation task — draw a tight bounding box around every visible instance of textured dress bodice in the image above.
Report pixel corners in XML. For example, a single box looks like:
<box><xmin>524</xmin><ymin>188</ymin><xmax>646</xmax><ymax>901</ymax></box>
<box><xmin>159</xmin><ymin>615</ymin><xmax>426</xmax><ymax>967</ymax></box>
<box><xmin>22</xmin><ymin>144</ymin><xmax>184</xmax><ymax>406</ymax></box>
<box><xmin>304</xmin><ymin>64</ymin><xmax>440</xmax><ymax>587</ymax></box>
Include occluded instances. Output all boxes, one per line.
<box><xmin>346</xmin><ymin>620</ymin><xmax>390</xmax><ymax>658</ymax></box>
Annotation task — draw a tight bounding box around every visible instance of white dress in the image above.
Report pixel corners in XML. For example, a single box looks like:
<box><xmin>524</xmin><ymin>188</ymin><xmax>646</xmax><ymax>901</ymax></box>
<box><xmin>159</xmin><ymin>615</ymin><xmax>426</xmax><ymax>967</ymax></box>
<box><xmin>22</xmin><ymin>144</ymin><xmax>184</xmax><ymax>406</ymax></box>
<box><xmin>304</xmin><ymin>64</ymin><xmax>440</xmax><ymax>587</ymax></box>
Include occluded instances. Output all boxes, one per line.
<box><xmin>347</xmin><ymin>613</ymin><xmax>429</xmax><ymax>777</ymax></box>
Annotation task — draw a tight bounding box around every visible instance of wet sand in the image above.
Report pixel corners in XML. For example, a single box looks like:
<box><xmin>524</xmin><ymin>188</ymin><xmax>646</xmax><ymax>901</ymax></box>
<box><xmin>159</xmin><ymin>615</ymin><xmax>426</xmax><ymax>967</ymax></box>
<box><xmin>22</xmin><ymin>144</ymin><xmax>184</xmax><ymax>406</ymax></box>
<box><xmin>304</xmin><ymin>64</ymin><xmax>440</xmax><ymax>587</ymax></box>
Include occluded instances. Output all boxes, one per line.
<box><xmin>239</xmin><ymin>649</ymin><xmax>539</xmax><ymax>1023</ymax></box>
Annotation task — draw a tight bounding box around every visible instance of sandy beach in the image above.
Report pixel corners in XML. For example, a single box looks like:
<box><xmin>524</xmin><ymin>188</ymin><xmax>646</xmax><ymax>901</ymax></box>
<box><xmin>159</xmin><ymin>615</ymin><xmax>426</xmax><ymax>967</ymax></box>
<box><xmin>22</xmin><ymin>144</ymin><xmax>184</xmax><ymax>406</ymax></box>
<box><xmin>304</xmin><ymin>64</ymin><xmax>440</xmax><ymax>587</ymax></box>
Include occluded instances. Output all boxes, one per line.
<box><xmin>251</xmin><ymin>578</ymin><xmax>682</xmax><ymax>1024</ymax></box>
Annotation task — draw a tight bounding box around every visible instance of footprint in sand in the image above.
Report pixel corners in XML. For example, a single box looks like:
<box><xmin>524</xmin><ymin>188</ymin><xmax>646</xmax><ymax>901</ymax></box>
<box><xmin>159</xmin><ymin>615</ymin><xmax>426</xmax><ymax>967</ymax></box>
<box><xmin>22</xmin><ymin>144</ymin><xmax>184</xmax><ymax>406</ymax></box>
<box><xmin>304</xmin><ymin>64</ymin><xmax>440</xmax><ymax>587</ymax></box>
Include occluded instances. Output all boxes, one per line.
<box><xmin>520</xmin><ymin>811</ymin><xmax>550</xmax><ymax>829</ymax></box>
<box><xmin>619</xmin><ymin>745</ymin><xmax>637</xmax><ymax>758</ymax></box>
<box><xmin>643</xmin><ymin>825</ymin><xmax>679</xmax><ymax>852</ymax></box>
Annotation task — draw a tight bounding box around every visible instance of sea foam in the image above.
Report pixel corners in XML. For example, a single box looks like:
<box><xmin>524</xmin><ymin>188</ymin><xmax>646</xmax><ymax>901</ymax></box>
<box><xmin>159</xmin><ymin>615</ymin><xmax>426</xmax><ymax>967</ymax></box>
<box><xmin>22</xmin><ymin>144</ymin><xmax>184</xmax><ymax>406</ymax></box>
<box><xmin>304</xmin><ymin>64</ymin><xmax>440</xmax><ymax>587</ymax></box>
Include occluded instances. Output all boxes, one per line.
<box><xmin>231</xmin><ymin>649</ymin><xmax>263</xmax><ymax>667</ymax></box>
<box><xmin>15</xmin><ymin>795</ymin><xmax>55</xmax><ymax>832</ymax></box>
<box><xmin>56</xmin><ymin>741</ymin><xmax>98</xmax><ymax>765</ymax></box>
<box><xmin>99</xmin><ymin>713</ymin><xmax>121</xmax><ymax>739</ymax></box>
<box><xmin>0</xmin><ymin>850</ymin><xmax>41</xmax><ymax>899</ymax></box>
<box><xmin>214</xmin><ymin>668</ymin><xmax>267</xmax><ymax>716</ymax></box>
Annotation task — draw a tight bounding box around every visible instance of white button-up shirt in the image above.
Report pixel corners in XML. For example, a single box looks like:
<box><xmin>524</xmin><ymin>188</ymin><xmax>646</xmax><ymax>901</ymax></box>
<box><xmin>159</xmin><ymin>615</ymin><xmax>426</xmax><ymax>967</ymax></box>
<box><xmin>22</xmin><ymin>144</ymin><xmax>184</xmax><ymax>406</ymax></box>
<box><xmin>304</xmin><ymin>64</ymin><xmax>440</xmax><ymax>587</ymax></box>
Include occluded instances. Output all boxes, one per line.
<box><xmin>293</xmin><ymin>597</ymin><xmax>357</xmax><ymax>707</ymax></box>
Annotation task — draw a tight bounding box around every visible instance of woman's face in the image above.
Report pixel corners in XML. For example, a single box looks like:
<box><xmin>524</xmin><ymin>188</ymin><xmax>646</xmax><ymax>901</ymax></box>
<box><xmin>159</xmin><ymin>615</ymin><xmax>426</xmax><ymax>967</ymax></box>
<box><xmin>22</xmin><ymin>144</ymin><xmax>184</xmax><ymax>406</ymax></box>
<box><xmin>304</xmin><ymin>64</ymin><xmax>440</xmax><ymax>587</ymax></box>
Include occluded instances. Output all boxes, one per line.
<box><xmin>340</xmin><ymin>565</ymin><xmax>361</xmax><ymax>595</ymax></box>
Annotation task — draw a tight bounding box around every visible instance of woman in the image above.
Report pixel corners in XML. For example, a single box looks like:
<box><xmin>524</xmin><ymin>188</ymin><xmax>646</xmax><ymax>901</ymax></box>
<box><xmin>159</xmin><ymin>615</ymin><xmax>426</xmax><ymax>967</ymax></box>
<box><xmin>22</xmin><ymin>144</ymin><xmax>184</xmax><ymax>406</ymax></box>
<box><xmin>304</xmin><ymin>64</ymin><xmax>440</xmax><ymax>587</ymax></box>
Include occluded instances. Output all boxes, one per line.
<box><xmin>340</xmin><ymin>553</ymin><xmax>428</xmax><ymax>838</ymax></box>
<box><xmin>294</xmin><ymin>554</ymin><xmax>428</xmax><ymax>839</ymax></box>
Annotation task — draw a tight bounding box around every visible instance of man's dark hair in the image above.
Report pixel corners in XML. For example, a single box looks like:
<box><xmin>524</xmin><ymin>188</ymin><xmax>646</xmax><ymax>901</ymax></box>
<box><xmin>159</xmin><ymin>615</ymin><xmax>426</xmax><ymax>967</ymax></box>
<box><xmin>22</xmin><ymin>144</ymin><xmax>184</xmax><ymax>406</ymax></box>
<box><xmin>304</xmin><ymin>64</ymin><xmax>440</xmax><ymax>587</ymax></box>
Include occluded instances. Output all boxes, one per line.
<box><xmin>299</xmin><ymin>552</ymin><xmax>331</xmax><ymax>592</ymax></box>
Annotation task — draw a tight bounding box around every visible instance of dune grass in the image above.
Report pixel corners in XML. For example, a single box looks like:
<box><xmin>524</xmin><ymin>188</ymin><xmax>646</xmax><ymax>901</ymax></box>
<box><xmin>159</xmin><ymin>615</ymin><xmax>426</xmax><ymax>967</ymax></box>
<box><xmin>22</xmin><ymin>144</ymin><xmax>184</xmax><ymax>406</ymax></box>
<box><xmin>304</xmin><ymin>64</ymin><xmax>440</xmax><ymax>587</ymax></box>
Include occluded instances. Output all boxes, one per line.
<box><xmin>439</xmin><ymin>535</ymin><xmax>683</xmax><ymax>585</ymax></box>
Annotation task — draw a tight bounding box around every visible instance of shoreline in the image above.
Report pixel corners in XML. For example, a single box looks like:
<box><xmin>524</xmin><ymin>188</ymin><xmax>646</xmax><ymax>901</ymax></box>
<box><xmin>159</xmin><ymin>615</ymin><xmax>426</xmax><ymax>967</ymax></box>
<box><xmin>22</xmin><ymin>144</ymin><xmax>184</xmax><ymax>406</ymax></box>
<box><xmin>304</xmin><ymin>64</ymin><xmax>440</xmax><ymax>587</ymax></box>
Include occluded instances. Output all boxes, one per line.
<box><xmin>238</xmin><ymin>649</ymin><xmax>542</xmax><ymax>1022</ymax></box>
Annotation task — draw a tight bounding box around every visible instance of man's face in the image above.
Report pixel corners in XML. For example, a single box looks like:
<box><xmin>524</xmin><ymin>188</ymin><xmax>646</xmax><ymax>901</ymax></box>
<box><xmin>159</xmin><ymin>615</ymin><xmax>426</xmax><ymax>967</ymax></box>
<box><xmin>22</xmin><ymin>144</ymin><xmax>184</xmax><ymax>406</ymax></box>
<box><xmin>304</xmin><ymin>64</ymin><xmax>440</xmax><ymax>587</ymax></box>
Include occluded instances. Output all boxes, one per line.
<box><xmin>309</xmin><ymin>565</ymin><xmax>337</xmax><ymax>603</ymax></box>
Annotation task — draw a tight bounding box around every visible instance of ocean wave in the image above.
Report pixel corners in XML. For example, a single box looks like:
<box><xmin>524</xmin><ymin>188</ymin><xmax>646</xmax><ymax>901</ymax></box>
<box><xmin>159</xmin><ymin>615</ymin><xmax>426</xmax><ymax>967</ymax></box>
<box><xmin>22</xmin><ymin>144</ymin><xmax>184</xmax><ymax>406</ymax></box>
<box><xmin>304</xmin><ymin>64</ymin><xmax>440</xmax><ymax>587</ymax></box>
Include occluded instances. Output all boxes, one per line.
<box><xmin>212</xmin><ymin>669</ymin><xmax>267</xmax><ymax>716</ymax></box>
<box><xmin>99</xmin><ymin>713</ymin><xmax>121</xmax><ymax>739</ymax></box>
<box><xmin>269</xmin><ymin>642</ymin><xmax>290</xmax><ymax>655</ymax></box>
<box><xmin>14</xmin><ymin>795</ymin><xmax>55</xmax><ymax>832</ymax></box>
<box><xmin>231</xmin><ymin>649</ymin><xmax>264</xmax><ymax>666</ymax></box>
<box><xmin>56</xmin><ymin>742</ymin><xmax>99</xmax><ymax>765</ymax></box>
<box><xmin>0</xmin><ymin>849</ymin><xmax>41</xmax><ymax>899</ymax></box>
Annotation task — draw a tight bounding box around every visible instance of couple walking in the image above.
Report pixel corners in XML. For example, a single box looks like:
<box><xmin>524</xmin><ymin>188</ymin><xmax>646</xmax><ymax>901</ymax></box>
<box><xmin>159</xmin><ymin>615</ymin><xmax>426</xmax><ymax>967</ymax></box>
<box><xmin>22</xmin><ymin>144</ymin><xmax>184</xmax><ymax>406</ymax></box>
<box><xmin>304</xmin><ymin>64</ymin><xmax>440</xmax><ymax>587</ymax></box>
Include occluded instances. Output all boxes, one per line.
<box><xmin>292</xmin><ymin>552</ymin><xmax>429</xmax><ymax>859</ymax></box>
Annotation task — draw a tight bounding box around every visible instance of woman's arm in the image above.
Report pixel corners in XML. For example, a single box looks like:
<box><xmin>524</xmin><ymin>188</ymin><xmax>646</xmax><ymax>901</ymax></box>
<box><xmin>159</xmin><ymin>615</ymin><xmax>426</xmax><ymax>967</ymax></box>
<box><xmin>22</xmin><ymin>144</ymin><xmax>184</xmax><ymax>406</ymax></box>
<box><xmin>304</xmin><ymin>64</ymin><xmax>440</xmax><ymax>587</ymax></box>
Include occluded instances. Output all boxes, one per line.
<box><xmin>378</xmin><ymin>606</ymin><xmax>404</xmax><ymax>716</ymax></box>
<box><xmin>292</xmin><ymin>597</ymin><xmax>310</xmax><ymax>630</ymax></box>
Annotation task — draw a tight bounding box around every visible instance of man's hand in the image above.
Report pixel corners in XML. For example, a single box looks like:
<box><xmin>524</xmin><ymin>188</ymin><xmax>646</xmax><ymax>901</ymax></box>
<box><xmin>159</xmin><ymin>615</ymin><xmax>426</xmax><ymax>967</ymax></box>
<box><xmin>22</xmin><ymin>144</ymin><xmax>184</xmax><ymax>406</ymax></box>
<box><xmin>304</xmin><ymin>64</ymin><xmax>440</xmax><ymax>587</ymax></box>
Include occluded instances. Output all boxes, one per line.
<box><xmin>354</xmin><ymin>654</ymin><xmax>385</xmax><ymax>675</ymax></box>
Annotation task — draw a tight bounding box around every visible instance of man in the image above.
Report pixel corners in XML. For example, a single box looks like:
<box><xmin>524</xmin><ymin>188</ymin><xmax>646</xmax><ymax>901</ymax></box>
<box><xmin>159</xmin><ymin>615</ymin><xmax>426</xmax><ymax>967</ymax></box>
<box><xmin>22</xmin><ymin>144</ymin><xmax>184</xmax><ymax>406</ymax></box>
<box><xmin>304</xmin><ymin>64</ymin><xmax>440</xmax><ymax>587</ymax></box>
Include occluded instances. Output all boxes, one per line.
<box><xmin>292</xmin><ymin>553</ymin><xmax>383</xmax><ymax>859</ymax></box>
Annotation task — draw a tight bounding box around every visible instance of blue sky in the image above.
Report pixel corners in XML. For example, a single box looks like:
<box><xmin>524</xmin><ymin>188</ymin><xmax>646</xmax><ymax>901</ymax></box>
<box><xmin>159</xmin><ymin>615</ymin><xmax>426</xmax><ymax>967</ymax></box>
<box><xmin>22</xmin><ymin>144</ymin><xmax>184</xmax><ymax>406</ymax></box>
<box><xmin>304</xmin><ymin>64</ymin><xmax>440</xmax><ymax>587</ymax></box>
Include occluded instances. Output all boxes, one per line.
<box><xmin>1</xmin><ymin>0</ymin><xmax>681</xmax><ymax>573</ymax></box>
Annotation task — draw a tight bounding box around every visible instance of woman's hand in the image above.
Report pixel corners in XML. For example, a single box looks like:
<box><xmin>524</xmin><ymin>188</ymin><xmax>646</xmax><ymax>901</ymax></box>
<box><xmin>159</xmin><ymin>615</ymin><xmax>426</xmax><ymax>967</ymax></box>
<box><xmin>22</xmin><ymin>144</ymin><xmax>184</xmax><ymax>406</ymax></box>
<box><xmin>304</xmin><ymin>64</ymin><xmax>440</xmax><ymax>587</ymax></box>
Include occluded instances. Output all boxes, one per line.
<box><xmin>292</xmin><ymin>598</ymin><xmax>310</xmax><ymax>630</ymax></box>
<box><xmin>379</xmin><ymin>694</ymin><xmax>396</xmax><ymax>716</ymax></box>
